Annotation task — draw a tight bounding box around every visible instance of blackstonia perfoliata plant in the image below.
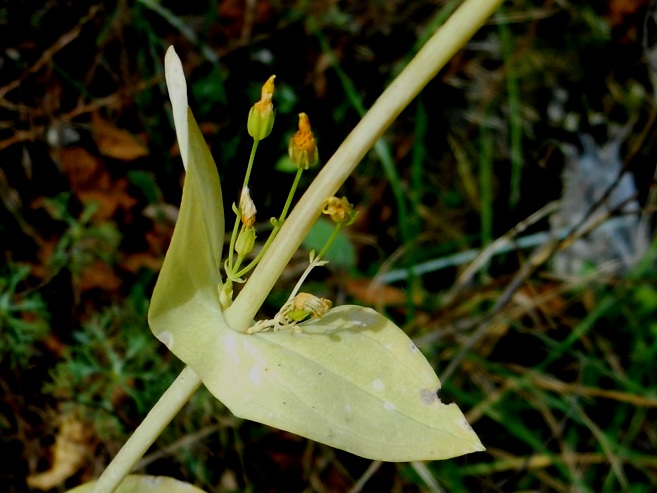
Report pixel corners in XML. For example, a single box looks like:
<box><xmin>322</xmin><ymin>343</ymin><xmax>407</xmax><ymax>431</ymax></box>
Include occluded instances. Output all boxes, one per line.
<box><xmin>147</xmin><ymin>44</ymin><xmax>484</xmax><ymax>461</ymax></box>
<box><xmin>71</xmin><ymin>1</ymin><xmax>507</xmax><ymax>490</ymax></box>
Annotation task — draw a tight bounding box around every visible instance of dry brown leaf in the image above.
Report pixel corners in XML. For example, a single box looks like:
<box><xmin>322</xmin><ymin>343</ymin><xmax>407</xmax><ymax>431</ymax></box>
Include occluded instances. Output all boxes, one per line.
<box><xmin>32</xmin><ymin>239</ymin><xmax>56</xmax><ymax>279</ymax></box>
<box><xmin>57</xmin><ymin>147</ymin><xmax>137</xmax><ymax>220</ymax></box>
<box><xmin>78</xmin><ymin>260</ymin><xmax>122</xmax><ymax>292</ymax></box>
<box><xmin>27</xmin><ymin>415</ymin><xmax>91</xmax><ymax>490</ymax></box>
<box><xmin>608</xmin><ymin>0</ymin><xmax>648</xmax><ymax>27</ymax></box>
<box><xmin>120</xmin><ymin>251</ymin><xmax>163</xmax><ymax>273</ymax></box>
<box><xmin>58</xmin><ymin>147</ymin><xmax>100</xmax><ymax>190</ymax></box>
<box><xmin>343</xmin><ymin>278</ymin><xmax>406</xmax><ymax>306</ymax></box>
<box><xmin>77</xmin><ymin>179</ymin><xmax>136</xmax><ymax>221</ymax></box>
<box><xmin>118</xmin><ymin>219</ymin><xmax>175</xmax><ymax>274</ymax></box>
<box><xmin>91</xmin><ymin>112</ymin><xmax>149</xmax><ymax>161</ymax></box>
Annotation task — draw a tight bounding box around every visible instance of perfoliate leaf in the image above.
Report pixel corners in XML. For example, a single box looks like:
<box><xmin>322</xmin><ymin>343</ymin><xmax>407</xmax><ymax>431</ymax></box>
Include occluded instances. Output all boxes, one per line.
<box><xmin>149</xmin><ymin>47</ymin><xmax>225</xmax><ymax>363</ymax></box>
<box><xmin>197</xmin><ymin>305</ymin><xmax>485</xmax><ymax>461</ymax></box>
<box><xmin>65</xmin><ymin>475</ymin><xmax>209</xmax><ymax>493</ymax></box>
<box><xmin>149</xmin><ymin>46</ymin><xmax>483</xmax><ymax>462</ymax></box>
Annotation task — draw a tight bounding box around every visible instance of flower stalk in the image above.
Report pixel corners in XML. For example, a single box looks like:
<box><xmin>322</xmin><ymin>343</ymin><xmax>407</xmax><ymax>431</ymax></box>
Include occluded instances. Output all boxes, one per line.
<box><xmin>229</xmin><ymin>112</ymin><xmax>319</xmax><ymax>283</ymax></box>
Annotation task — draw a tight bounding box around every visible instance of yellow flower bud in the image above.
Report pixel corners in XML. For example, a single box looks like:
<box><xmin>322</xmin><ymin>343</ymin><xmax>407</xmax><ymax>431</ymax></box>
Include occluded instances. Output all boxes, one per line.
<box><xmin>239</xmin><ymin>187</ymin><xmax>257</xmax><ymax>228</ymax></box>
<box><xmin>322</xmin><ymin>196</ymin><xmax>356</xmax><ymax>224</ymax></box>
<box><xmin>247</xmin><ymin>75</ymin><xmax>276</xmax><ymax>141</ymax></box>
<box><xmin>288</xmin><ymin>112</ymin><xmax>318</xmax><ymax>169</ymax></box>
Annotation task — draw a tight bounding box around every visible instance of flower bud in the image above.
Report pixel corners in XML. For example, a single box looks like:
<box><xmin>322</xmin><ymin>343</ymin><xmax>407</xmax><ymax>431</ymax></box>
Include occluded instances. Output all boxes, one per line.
<box><xmin>235</xmin><ymin>226</ymin><xmax>256</xmax><ymax>257</ymax></box>
<box><xmin>288</xmin><ymin>112</ymin><xmax>318</xmax><ymax>169</ymax></box>
<box><xmin>322</xmin><ymin>196</ymin><xmax>356</xmax><ymax>224</ymax></box>
<box><xmin>239</xmin><ymin>187</ymin><xmax>257</xmax><ymax>228</ymax></box>
<box><xmin>247</xmin><ymin>75</ymin><xmax>276</xmax><ymax>141</ymax></box>
<box><xmin>219</xmin><ymin>281</ymin><xmax>233</xmax><ymax>309</ymax></box>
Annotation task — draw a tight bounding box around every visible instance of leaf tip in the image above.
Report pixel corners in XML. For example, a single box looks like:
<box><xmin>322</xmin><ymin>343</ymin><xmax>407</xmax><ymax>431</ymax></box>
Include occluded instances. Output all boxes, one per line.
<box><xmin>164</xmin><ymin>45</ymin><xmax>189</xmax><ymax>169</ymax></box>
<box><xmin>457</xmin><ymin>415</ymin><xmax>485</xmax><ymax>452</ymax></box>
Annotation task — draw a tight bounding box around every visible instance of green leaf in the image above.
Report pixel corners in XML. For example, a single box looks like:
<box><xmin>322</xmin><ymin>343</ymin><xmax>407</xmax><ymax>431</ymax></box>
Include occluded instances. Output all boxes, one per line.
<box><xmin>148</xmin><ymin>46</ymin><xmax>226</xmax><ymax>363</ymax></box>
<box><xmin>65</xmin><ymin>475</ymin><xmax>209</xmax><ymax>493</ymax></box>
<box><xmin>195</xmin><ymin>305</ymin><xmax>485</xmax><ymax>461</ymax></box>
<box><xmin>303</xmin><ymin>218</ymin><xmax>356</xmax><ymax>270</ymax></box>
<box><xmin>156</xmin><ymin>267</ymin><xmax>484</xmax><ymax>460</ymax></box>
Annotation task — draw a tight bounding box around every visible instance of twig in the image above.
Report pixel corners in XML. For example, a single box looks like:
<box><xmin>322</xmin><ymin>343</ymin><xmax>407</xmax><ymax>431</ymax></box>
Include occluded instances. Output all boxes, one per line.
<box><xmin>0</xmin><ymin>5</ymin><xmax>101</xmax><ymax>104</ymax></box>
<box><xmin>569</xmin><ymin>399</ymin><xmax>628</xmax><ymax>488</ymax></box>
<box><xmin>410</xmin><ymin>461</ymin><xmax>445</xmax><ymax>493</ymax></box>
<box><xmin>509</xmin><ymin>365</ymin><xmax>657</xmax><ymax>407</ymax></box>
<box><xmin>134</xmin><ymin>424</ymin><xmax>223</xmax><ymax>470</ymax></box>
<box><xmin>0</xmin><ymin>78</ymin><xmax>159</xmax><ymax>152</ymax></box>
<box><xmin>374</xmin><ymin>201</ymin><xmax>561</xmax><ymax>287</ymax></box>
<box><xmin>347</xmin><ymin>461</ymin><xmax>382</xmax><ymax>493</ymax></box>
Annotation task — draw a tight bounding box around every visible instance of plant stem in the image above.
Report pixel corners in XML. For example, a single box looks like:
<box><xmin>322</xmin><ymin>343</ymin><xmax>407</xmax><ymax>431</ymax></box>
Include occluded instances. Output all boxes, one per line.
<box><xmin>287</xmin><ymin>256</ymin><xmax>323</xmax><ymax>301</ymax></box>
<box><xmin>225</xmin><ymin>0</ymin><xmax>505</xmax><ymax>331</ymax></box>
<box><xmin>280</xmin><ymin>168</ymin><xmax>304</xmax><ymax>222</ymax></box>
<box><xmin>228</xmin><ymin>140</ymin><xmax>259</xmax><ymax>272</ymax></box>
<box><xmin>316</xmin><ymin>223</ymin><xmax>342</xmax><ymax>261</ymax></box>
<box><xmin>287</xmin><ymin>224</ymin><xmax>341</xmax><ymax>302</ymax></box>
<box><xmin>227</xmin><ymin>210</ymin><xmax>241</xmax><ymax>272</ymax></box>
<box><xmin>91</xmin><ymin>366</ymin><xmax>202</xmax><ymax>493</ymax></box>
<box><xmin>243</xmin><ymin>139</ymin><xmax>259</xmax><ymax>190</ymax></box>
<box><xmin>233</xmin><ymin>226</ymin><xmax>278</xmax><ymax>279</ymax></box>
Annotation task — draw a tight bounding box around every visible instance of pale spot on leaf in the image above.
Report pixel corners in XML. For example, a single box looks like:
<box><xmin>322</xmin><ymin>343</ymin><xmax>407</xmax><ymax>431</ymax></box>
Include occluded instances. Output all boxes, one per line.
<box><xmin>383</xmin><ymin>401</ymin><xmax>396</xmax><ymax>411</ymax></box>
<box><xmin>372</xmin><ymin>379</ymin><xmax>385</xmax><ymax>392</ymax></box>
<box><xmin>250</xmin><ymin>366</ymin><xmax>263</xmax><ymax>386</ymax></box>
<box><xmin>420</xmin><ymin>388</ymin><xmax>439</xmax><ymax>405</ymax></box>
<box><xmin>158</xmin><ymin>331</ymin><xmax>174</xmax><ymax>350</ymax></box>
<box><xmin>223</xmin><ymin>332</ymin><xmax>241</xmax><ymax>364</ymax></box>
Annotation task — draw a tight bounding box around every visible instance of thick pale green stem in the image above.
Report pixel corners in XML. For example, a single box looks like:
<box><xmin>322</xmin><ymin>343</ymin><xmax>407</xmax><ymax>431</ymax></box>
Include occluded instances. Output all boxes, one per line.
<box><xmin>225</xmin><ymin>0</ymin><xmax>504</xmax><ymax>330</ymax></box>
<box><xmin>91</xmin><ymin>366</ymin><xmax>202</xmax><ymax>493</ymax></box>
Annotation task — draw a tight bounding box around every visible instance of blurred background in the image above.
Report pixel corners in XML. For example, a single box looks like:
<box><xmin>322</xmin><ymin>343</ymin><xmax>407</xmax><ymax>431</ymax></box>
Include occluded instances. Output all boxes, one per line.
<box><xmin>1</xmin><ymin>0</ymin><xmax>657</xmax><ymax>491</ymax></box>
